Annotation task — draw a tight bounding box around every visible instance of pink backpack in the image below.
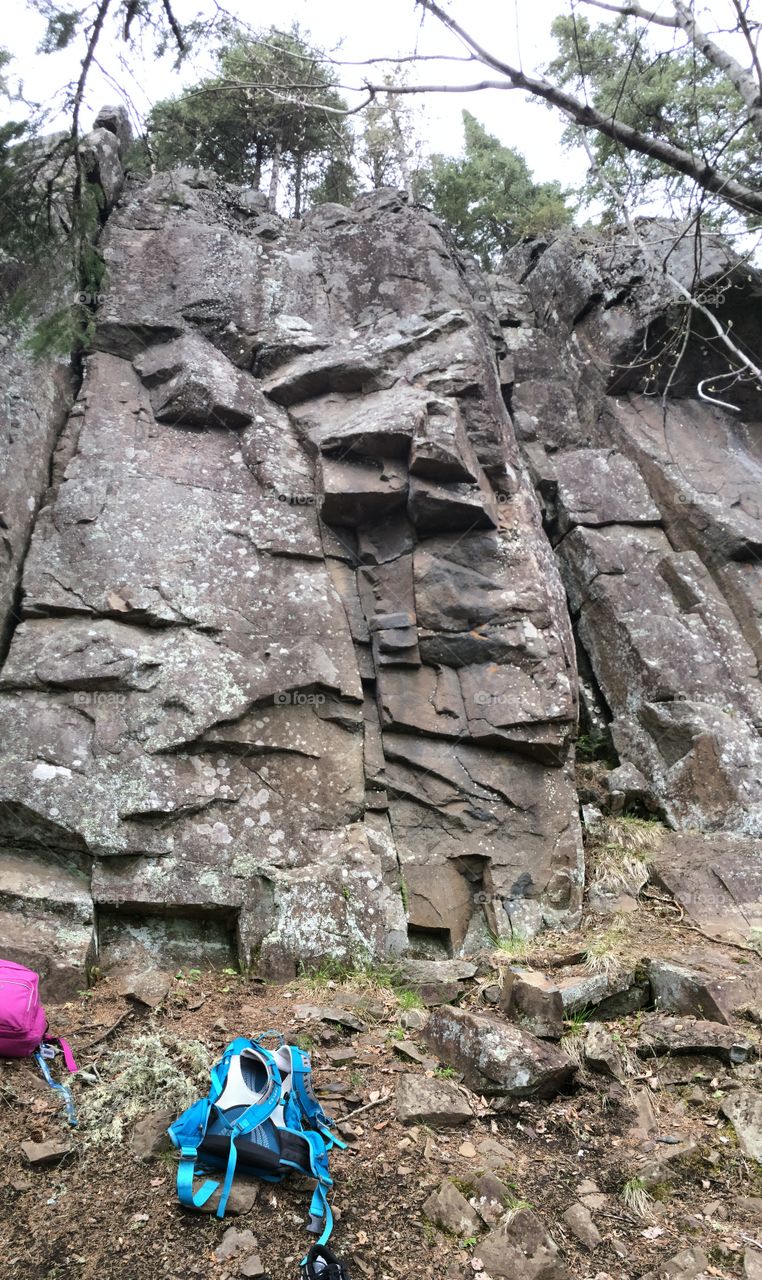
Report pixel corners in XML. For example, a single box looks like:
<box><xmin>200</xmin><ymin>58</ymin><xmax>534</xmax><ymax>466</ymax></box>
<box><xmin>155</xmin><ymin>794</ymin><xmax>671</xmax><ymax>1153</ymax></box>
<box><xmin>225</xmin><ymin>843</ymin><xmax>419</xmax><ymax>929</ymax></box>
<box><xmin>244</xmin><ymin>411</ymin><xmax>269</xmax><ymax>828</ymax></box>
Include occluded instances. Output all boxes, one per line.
<box><xmin>0</xmin><ymin>959</ymin><xmax>78</xmax><ymax>1122</ymax></box>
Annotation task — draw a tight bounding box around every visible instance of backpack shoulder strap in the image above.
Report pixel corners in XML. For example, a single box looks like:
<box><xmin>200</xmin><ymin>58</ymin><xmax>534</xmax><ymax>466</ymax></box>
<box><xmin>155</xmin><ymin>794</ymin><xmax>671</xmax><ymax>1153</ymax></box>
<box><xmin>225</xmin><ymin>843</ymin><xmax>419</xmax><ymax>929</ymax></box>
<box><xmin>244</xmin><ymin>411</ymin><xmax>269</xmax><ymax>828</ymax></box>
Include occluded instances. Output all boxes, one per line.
<box><xmin>34</xmin><ymin>1050</ymin><xmax>77</xmax><ymax>1127</ymax></box>
<box><xmin>287</xmin><ymin>1047</ymin><xmax>344</xmax><ymax>1145</ymax></box>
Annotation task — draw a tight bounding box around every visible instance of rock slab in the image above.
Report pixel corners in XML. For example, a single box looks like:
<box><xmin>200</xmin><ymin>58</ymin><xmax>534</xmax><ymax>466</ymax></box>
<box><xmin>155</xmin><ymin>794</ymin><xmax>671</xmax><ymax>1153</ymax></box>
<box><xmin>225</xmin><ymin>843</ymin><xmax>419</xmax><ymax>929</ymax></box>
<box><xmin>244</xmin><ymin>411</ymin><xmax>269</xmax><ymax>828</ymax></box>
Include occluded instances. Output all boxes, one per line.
<box><xmin>422</xmin><ymin>1005</ymin><xmax>576</xmax><ymax>1097</ymax></box>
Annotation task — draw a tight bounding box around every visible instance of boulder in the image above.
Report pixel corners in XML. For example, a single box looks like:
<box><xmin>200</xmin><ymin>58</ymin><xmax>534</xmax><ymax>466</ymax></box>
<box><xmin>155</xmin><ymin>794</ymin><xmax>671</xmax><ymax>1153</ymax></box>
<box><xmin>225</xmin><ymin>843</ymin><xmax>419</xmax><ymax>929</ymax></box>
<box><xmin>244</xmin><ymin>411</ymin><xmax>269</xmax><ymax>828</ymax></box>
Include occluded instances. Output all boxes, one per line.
<box><xmin>720</xmin><ymin>1090</ymin><xmax>762</xmax><ymax>1161</ymax></box>
<box><xmin>478</xmin><ymin>1207</ymin><xmax>572</xmax><ymax>1280</ymax></box>
<box><xmin>641</xmin><ymin>1246</ymin><xmax>711</xmax><ymax>1280</ymax></box>
<box><xmin>395</xmin><ymin>1074</ymin><xmax>473</xmax><ymax>1127</ymax></box>
<box><xmin>116</xmin><ymin>969</ymin><xmax>172</xmax><ymax>1010</ymax></box>
<box><xmin>422</xmin><ymin>1006</ymin><xmax>576</xmax><ymax>1097</ymax></box>
<box><xmin>472</xmin><ymin>1172</ymin><xmax>511</xmax><ymax>1227</ymax></box>
<box><xmin>584</xmin><ymin>1023</ymin><xmax>627</xmax><ymax>1081</ymax></box>
<box><xmin>638</xmin><ymin>1141</ymin><xmax>699</xmax><ymax>1190</ymax></box>
<box><xmin>647</xmin><ymin>955</ymin><xmax>762</xmax><ymax>1025</ymax></box>
<box><xmin>197</xmin><ymin>1179</ymin><xmax>259</xmax><ymax>1216</ymax></box>
<box><xmin>475</xmin><ymin>1137</ymin><xmax>515</xmax><ymax>1171</ymax></box>
<box><xmin>130</xmin><ymin>1109</ymin><xmax>174</xmax><ymax>1160</ymax></box>
<box><xmin>422</xmin><ymin>1180</ymin><xmax>481</xmax><ymax>1237</ymax></box>
<box><xmin>214</xmin><ymin>1227</ymin><xmax>259</xmax><ymax>1262</ymax></box>
<box><xmin>637</xmin><ymin>1014</ymin><xmax>753</xmax><ymax>1065</ymax></box>
<box><xmin>650</xmin><ymin>834</ymin><xmax>762</xmax><ymax>948</ymax></box>
<box><xmin>561</xmin><ymin>1202</ymin><xmax>601</xmax><ymax>1250</ymax></box>
<box><xmin>500</xmin><ymin>969</ymin><xmax>565</xmax><ymax>1039</ymax></box>
<box><xmin>21</xmin><ymin>1139</ymin><xmax>73</xmax><ymax>1168</ymax></box>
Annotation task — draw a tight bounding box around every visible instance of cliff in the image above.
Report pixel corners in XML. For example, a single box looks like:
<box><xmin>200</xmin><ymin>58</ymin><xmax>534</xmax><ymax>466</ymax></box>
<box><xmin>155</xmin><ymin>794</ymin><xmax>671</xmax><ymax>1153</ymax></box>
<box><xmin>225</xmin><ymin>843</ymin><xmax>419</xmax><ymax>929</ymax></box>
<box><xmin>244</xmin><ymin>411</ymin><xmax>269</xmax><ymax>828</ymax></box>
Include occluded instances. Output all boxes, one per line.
<box><xmin>1</xmin><ymin>135</ymin><xmax>760</xmax><ymax>993</ymax></box>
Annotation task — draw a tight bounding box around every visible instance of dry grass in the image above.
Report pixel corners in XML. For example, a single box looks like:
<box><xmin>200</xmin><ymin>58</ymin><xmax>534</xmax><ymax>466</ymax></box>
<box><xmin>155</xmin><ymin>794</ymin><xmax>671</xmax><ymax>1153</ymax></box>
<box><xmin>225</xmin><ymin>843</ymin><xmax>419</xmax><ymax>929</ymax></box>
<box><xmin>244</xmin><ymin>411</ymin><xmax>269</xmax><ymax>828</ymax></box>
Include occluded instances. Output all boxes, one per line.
<box><xmin>582</xmin><ymin>915</ymin><xmax>628</xmax><ymax>974</ymax></box>
<box><xmin>621</xmin><ymin>1176</ymin><xmax>654</xmax><ymax>1219</ymax></box>
<box><xmin>587</xmin><ymin>815</ymin><xmax>664</xmax><ymax>898</ymax></box>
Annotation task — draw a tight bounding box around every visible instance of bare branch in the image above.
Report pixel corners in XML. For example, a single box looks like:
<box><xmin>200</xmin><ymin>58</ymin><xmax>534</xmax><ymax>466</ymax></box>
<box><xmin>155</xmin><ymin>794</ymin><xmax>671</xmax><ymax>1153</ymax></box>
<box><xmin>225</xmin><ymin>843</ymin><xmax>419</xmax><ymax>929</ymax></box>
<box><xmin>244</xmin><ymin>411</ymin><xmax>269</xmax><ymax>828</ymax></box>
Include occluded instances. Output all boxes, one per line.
<box><xmin>576</xmin><ymin>128</ymin><xmax>762</xmax><ymax>392</ymax></box>
<box><xmin>181</xmin><ymin>78</ymin><xmax>517</xmax><ymax>115</ymax></box>
<box><xmin>413</xmin><ymin>0</ymin><xmax>762</xmax><ymax>218</ymax></box>
<box><xmin>579</xmin><ymin>1</ymin><xmax>677</xmax><ymax>28</ymax></box>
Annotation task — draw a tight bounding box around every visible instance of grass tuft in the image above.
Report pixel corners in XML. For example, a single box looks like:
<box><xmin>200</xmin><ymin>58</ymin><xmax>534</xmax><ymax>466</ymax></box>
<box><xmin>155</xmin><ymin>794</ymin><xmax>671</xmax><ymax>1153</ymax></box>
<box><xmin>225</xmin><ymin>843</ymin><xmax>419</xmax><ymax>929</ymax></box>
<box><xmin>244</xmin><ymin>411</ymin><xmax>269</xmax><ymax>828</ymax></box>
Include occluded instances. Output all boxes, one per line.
<box><xmin>621</xmin><ymin>1175</ymin><xmax>653</xmax><ymax>1219</ymax></box>
<box><xmin>587</xmin><ymin>815</ymin><xmax>663</xmax><ymax>898</ymax></box>
<box><xmin>490</xmin><ymin>930</ymin><xmax>532</xmax><ymax>961</ymax></box>
<box><xmin>582</xmin><ymin>916</ymin><xmax>628</xmax><ymax>974</ymax></box>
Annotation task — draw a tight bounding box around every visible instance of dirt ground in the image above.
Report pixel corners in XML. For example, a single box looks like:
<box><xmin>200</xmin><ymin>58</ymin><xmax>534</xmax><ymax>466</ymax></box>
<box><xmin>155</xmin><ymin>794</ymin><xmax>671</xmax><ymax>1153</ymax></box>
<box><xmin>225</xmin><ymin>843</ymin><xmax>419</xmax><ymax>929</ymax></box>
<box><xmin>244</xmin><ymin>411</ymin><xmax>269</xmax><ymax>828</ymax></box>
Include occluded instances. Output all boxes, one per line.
<box><xmin>2</xmin><ymin>899</ymin><xmax>761</xmax><ymax>1280</ymax></box>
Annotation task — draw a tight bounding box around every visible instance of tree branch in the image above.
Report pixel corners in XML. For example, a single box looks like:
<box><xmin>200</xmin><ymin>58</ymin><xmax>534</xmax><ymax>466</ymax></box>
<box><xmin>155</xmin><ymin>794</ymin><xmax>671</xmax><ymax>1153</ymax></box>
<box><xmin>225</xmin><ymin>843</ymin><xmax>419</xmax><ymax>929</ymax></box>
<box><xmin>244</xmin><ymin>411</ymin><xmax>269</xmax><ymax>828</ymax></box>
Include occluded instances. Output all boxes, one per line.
<box><xmin>671</xmin><ymin>0</ymin><xmax>762</xmax><ymax>146</ymax></box>
<box><xmin>579</xmin><ymin>1</ymin><xmax>677</xmax><ymax>28</ymax></box>
<box><xmin>576</xmin><ymin>127</ymin><xmax>762</xmax><ymax>393</ymax></box>
<box><xmin>413</xmin><ymin>0</ymin><xmax>762</xmax><ymax>217</ymax></box>
<box><xmin>160</xmin><ymin>0</ymin><xmax>187</xmax><ymax>55</ymax></box>
<box><xmin>731</xmin><ymin>0</ymin><xmax>762</xmax><ymax>97</ymax></box>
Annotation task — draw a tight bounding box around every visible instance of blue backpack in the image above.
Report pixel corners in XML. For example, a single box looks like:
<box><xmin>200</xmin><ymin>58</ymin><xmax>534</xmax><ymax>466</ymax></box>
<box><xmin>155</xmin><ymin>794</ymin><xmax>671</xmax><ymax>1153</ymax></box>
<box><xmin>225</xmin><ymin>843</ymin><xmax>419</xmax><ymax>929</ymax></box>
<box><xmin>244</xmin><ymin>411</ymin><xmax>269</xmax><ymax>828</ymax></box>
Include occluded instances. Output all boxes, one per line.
<box><xmin>168</xmin><ymin>1033</ymin><xmax>346</xmax><ymax>1248</ymax></box>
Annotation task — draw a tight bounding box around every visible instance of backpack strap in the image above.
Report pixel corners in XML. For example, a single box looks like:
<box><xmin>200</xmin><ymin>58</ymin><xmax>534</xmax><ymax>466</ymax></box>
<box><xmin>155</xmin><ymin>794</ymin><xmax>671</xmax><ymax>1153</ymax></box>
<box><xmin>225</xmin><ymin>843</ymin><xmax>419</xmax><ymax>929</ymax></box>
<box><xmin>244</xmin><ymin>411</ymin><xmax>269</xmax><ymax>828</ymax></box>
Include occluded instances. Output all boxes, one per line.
<box><xmin>214</xmin><ymin>1083</ymin><xmax>283</xmax><ymax>1218</ymax></box>
<box><xmin>34</xmin><ymin>1050</ymin><xmax>77</xmax><ymax>1126</ymax></box>
<box><xmin>288</xmin><ymin>1047</ymin><xmax>346</xmax><ymax>1149</ymax></box>
<box><xmin>43</xmin><ymin>1035</ymin><xmax>78</xmax><ymax>1073</ymax></box>
<box><xmin>301</xmin><ymin>1128</ymin><xmax>337</xmax><ymax>1243</ymax></box>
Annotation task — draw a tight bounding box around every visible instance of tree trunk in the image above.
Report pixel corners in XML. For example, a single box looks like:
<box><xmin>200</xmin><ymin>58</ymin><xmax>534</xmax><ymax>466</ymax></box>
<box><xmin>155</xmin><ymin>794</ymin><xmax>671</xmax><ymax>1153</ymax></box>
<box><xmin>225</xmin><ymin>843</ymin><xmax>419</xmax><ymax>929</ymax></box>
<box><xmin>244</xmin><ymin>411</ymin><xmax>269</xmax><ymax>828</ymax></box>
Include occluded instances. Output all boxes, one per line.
<box><xmin>293</xmin><ymin>153</ymin><xmax>303</xmax><ymax>218</ymax></box>
<box><xmin>390</xmin><ymin>98</ymin><xmax>411</xmax><ymax>191</ymax></box>
<box><xmin>252</xmin><ymin>138</ymin><xmax>263</xmax><ymax>191</ymax></box>
<box><xmin>268</xmin><ymin>137</ymin><xmax>282</xmax><ymax>212</ymax></box>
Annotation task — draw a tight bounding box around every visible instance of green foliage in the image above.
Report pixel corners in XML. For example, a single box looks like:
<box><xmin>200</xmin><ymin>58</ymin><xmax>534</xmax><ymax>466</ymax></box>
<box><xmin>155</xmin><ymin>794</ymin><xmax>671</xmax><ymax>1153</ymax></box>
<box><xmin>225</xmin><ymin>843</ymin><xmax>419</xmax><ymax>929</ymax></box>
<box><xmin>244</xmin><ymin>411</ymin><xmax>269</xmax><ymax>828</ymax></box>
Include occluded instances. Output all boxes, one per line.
<box><xmin>37</xmin><ymin>8</ymin><xmax>81</xmax><ymax>54</ymax></box>
<box><xmin>357</xmin><ymin>75</ymin><xmax>421</xmax><ymax>191</ymax></box>
<box><xmin>563</xmin><ymin>1007</ymin><xmax>593</xmax><ymax>1036</ymax></box>
<box><xmin>308</xmin><ymin>156</ymin><xmax>359</xmax><ymax>208</ymax></box>
<box><xmin>489</xmin><ymin>929</ymin><xmax>531</xmax><ymax>960</ymax></box>
<box><xmin>399</xmin><ymin>876</ymin><xmax>410</xmax><ymax>913</ymax></box>
<box><xmin>148</xmin><ymin>26</ymin><xmax>354</xmax><ymax>215</ymax></box>
<box><xmin>576</xmin><ymin>726</ymin><xmax>613</xmax><ymax>762</ymax></box>
<box><xmin>396</xmin><ymin>988</ymin><xmax>423</xmax><ymax>1011</ymax></box>
<box><xmin>547</xmin><ymin>13</ymin><xmax>762</xmax><ymax>226</ymax></box>
<box><xmin>416</xmin><ymin>111</ymin><xmax>572</xmax><ymax>268</ymax></box>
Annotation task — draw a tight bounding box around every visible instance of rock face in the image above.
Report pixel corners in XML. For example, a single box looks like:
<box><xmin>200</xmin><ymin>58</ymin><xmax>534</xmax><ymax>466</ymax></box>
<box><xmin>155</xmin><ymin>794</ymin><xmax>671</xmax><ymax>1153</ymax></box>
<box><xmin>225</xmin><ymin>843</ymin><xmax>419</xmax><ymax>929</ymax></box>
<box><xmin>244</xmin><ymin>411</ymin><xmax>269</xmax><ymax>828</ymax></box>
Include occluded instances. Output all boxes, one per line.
<box><xmin>1</xmin><ymin>158</ymin><xmax>761</xmax><ymax>984</ymax></box>
<box><xmin>0</xmin><ymin>170</ymin><xmax>583</xmax><ymax>984</ymax></box>
<box><xmin>496</xmin><ymin>225</ymin><xmax>762</xmax><ymax>839</ymax></box>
